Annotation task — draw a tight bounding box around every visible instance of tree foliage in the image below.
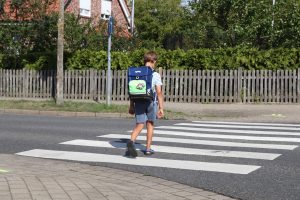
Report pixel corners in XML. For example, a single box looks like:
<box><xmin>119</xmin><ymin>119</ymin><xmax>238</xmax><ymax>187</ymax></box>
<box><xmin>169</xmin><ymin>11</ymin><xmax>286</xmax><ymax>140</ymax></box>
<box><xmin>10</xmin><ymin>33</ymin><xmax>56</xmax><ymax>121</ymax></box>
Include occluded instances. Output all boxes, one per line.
<box><xmin>134</xmin><ymin>0</ymin><xmax>184</xmax><ymax>49</ymax></box>
<box><xmin>183</xmin><ymin>0</ymin><xmax>300</xmax><ymax>49</ymax></box>
<box><xmin>0</xmin><ymin>0</ymin><xmax>299</xmax><ymax>69</ymax></box>
<box><xmin>132</xmin><ymin>0</ymin><xmax>300</xmax><ymax>49</ymax></box>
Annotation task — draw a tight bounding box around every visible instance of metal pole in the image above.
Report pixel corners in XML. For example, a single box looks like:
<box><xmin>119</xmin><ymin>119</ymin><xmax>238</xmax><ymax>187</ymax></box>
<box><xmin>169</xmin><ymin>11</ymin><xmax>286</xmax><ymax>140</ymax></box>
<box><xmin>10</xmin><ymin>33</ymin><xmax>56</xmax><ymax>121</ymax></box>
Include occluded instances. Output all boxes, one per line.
<box><xmin>131</xmin><ymin>0</ymin><xmax>135</xmax><ymax>35</ymax></box>
<box><xmin>56</xmin><ymin>0</ymin><xmax>64</xmax><ymax>105</ymax></box>
<box><xmin>106</xmin><ymin>17</ymin><xmax>112</xmax><ymax>106</ymax></box>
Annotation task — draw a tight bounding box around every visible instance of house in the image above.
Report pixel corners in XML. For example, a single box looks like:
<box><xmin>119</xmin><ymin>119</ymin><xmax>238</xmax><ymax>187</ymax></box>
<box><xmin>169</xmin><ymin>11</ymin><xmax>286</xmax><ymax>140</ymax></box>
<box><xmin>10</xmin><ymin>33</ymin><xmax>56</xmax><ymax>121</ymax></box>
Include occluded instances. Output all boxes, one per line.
<box><xmin>1</xmin><ymin>0</ymin><xmax>133</xmax><ymax>36</ymax></box>
<box><xmin>62</xmin><ymin>0</ymin><xmax>133</xmax><ymax>36</ymax></box>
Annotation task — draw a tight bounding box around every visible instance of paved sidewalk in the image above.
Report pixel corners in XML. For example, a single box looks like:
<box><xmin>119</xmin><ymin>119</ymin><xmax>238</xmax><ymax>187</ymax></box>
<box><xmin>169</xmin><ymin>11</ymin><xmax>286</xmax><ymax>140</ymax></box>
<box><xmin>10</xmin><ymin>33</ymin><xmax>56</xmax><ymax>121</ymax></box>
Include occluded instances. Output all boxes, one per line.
<box><xmin>164</xmin><ymin>103</ymin><xmax>300</xmax><ymax>123</ymax></box>
<box><xmin>0</xmin><ymin>154</ymin><xmax>235</xmax><ymax>200</ymax></box>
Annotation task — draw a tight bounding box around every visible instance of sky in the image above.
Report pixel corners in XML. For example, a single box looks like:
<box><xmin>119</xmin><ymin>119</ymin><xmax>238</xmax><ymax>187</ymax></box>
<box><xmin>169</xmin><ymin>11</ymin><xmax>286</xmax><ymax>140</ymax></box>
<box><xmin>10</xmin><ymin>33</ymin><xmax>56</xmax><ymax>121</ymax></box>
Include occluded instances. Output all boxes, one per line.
<box><xmin>181</xmin><ymin>0</ymin><xmax>191</xmax><ymax>6</ymax></box>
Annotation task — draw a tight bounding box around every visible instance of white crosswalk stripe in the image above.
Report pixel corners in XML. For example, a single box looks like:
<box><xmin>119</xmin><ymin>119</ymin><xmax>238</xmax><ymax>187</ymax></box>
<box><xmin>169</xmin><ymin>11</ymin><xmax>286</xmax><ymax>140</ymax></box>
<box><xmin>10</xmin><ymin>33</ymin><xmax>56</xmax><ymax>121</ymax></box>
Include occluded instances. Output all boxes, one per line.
<box><xmin>192</xmin><ymin>121</ymin><xmax>300</xmax><ymax>127</ymax></box>
<box><xmin>175</xmin><ymin>123</ymin><xmax>300</xmax><ymax>131</ymax></box>
<box><xmin>16</xmin><ymin>121</ymin><xmax>300</xmax><ymax>175</ymax></box>
<box><xmin>98</xmin><ymin>134</ymin><xmax>298</xmax><ymax>150</ymax></box>
<box><xmin>138</xmin><ymin>130</ymin><xmax>300</xmax><ymax>143</ymax></box>
<box><xmin>61</xmin><ymin>139</ymin><xmax>281</xmax><ymax>160</ymax></box>
<box><xmin>156</xmin><ymin>126</ymin><xmax>300</xmax><ymax>136</ymax></box>
<box><xmin>16</xmin><ymin>149</ymin><xmax>261</xmax><ymax>174</ymax></box>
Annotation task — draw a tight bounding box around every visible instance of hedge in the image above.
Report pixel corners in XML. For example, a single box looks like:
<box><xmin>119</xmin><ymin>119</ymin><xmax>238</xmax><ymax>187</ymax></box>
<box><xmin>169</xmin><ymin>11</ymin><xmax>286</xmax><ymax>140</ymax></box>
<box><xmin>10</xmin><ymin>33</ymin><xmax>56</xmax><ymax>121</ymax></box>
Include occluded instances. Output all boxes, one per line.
<box><xmin>66</xmin><ymin>48</ymin><xmax>300</xmax><ymax>70</ymax></box>
<box><xmin>1</xmin><ymin>47</ymin><xmax>299</xmax><ymax>70</ymax></box>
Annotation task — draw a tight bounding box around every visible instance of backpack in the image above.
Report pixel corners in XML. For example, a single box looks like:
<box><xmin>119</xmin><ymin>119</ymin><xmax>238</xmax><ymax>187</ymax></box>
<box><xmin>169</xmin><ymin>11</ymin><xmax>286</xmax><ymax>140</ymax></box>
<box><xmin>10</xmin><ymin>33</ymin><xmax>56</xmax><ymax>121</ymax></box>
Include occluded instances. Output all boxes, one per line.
<box><xmin>127</xmin><ymin>66</ymin><xmax>155</xmax><ymax>101</ymax></box>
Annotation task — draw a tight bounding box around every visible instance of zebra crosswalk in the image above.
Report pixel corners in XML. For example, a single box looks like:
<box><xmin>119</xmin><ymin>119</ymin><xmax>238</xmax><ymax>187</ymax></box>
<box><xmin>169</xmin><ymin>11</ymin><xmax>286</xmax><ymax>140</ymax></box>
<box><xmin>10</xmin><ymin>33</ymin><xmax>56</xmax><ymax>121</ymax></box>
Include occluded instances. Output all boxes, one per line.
<box><xmin>16</xmin><ymin>121</ymin><xmax>300</xmax><ymax>175</ymax></box>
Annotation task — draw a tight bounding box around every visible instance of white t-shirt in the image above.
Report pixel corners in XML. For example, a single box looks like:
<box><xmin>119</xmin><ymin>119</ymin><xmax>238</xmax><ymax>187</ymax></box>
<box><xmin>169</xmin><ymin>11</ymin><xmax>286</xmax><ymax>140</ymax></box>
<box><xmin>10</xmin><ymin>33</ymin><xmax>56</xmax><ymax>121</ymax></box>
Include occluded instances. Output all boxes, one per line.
<box><xmin>152</xmin><ymin>71</ymin><xmax>162</xmax><ymax>101</ymax></box>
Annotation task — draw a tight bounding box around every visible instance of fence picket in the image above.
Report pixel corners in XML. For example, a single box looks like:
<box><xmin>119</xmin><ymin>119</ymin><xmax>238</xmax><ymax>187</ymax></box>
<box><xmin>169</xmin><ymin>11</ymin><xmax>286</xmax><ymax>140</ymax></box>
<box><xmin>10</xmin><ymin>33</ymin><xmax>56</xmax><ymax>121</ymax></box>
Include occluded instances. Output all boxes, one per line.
<box><xmin>245</xmin><ymin>70</ymin><xmax>250</xmax><ymax>103</ymax></box>
<box><xmin>269</xmin><ymin>70</ymin><xmax>272</xmax><ymax>102</ymax></box>
<box><xmin>218</xmin><ymin>70</ymin><xmax>223</xmax><ymax>103</ymax></box>
<box><xmin>183</xmin><ymin>70</ymin><xmax>188</xmax><ymax>102</ymax></box>
<box><xmin>210</xmin><ymin>70</ymin><xmax>214</xmax><ymax>103</ymax></box>
<box><xmin>259</xmin><ymin>70</ymin><xmax>262</xmax><ymax>103</ymax></box>
<box><xmin>201</xmin><ymin>70</ymin><xmax>205</xmax><ymax>103</ymax></box>
<box><xmin>264</xmin><ymin>70</ymin><xmax>267</xmax><ymax>102</ymax></box>
<box><xmin>234</xmin><ymin>70</ymin><xmax>238</xmax><ymax>102</ymax></box>
<box><xmin>188</xmin><ymin>70</ymin><xmax>192</xmax><ymax>102</ymax></box>
<box><xmin>206</xmin><ymin>70</ymin><xmax>210</xmax><ymax>103</ymax></box>
<box><xmin>293</xmin><ymin>70</ymin><xmax>297</xmax><ymax>103</ymax></box>
<box><xmin>230</xmin><ymin>70</ymin><xmax>234</xmax><ymax>103</ymax></box>
<box><xmin>102</xmin><ymin>70</ymin><xmax>106</xmax><ymax>101</ymax></box>
<box><xmin>284</xmin><ymin>70</ymin><xmax>287</xmax><ymax>102</ymax></box>
<box><xmin>170</xmin><ymin>70</ymin><xmax>174</xmax><ymax>102</ymax></box>
<box><xmin>174</xmin><ymin>70</ymin><xmax>179</xmax><ymax>102</ymax></box>
<box><xmin>164</xmin><ymin>70</ymin><xmax>169</xmax><ymax>102</ymax></box>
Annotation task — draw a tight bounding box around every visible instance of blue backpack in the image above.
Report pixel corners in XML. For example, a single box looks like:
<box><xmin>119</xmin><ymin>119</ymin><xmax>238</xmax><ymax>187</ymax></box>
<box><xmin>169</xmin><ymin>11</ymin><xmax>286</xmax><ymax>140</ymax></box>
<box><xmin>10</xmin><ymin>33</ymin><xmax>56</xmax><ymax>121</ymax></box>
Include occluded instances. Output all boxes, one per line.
<box><xmin>127</xmin><ymin>66</ymin><xmax>154</xmax><ymax>101</ymax></box>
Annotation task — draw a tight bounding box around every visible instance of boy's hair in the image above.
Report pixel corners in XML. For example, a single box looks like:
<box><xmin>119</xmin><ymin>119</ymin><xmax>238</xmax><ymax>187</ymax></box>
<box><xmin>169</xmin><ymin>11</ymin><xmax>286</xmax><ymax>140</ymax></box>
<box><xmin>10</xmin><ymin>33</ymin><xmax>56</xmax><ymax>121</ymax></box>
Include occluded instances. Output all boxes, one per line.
<box><xmin>144</xmin><ymin>51</ymin><xmax>158</xmax><ymax>64</ymax></box>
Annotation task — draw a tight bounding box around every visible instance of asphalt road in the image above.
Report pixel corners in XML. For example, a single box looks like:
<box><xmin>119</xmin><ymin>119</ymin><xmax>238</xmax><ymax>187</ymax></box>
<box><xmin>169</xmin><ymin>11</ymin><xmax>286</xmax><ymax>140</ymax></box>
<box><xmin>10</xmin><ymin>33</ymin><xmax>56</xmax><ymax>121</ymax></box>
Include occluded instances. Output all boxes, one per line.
<box><xmin>0</xmin><ymin>113</ymin><xmax>299</xmax><ymax>200</ymax></box>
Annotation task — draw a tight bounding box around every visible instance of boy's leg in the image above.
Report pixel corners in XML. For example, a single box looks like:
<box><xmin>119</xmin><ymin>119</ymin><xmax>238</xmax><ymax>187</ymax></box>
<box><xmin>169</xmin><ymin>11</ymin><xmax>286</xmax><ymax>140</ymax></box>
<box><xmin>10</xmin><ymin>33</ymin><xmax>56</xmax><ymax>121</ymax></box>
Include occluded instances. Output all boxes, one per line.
<box><xmin>144</xmin><ymin>101</ymin><xmax>157</xmax><ymax>155</ymax></box>
<box><xmin>146</xmin><ymin>120</ymin><xmax>154</xmax><ymax>150</ymax></box>
<box><xmin>126</xmin><ymin>101</ymin><xmax>147</xmax><ymax>158</ymax></box>
<box><xmin>131</xmin><ymin>123</ymin><xmax>144</xmax><ymax>141</ymax></box>
<box><xmin>127</xmin><ymin>123</ymin><xmax>144</xmax><ymax>158</ymax></box>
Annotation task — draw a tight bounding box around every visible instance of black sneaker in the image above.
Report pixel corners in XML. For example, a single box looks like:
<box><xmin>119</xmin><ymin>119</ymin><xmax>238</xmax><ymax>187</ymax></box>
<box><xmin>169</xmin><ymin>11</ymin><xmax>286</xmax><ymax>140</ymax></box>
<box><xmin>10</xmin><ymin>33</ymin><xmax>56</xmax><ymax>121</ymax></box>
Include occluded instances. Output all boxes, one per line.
<box><xmin>126</xmin><ymin>140</ymin><xmax>137</xmax><ymax>158</ymax></box>
<box><xmin>144</xmin><ymin>149</ymin><xmax>155</xmax><ymax>156</ymax></box>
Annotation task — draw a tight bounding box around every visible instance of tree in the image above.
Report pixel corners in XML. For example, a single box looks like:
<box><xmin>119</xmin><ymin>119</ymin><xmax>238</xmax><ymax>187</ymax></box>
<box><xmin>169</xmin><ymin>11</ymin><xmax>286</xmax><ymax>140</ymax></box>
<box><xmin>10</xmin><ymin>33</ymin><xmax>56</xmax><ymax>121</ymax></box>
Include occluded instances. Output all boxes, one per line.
<box><xmin>185</xmin><ymin>0</ymin><xmax>300</xmax><ymax>49</ymax></box>
<box><xmin>269</xmin><ymin>0</ymin><xmax>300</xmax><ymax>48</ymax></box>
<box><xmin>0</xmin><ymin>0</ymin><xmax>57</xmax><ymax>69</ymax></box>
<box><xmin>134</xmin><ymin>0</ymin><xmax>184</xmax><ymax>49</ymax></box>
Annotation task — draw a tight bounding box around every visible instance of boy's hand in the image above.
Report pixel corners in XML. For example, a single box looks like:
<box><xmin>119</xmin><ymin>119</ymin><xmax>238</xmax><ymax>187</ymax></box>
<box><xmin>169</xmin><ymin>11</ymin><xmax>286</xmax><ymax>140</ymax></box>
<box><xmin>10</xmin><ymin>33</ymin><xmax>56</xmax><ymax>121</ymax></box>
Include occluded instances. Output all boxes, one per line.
<box><xmin>129</xmin><ymin>107</ymin><xmax>135</xmax><ymax>115</ymax></box>
<box><xmin>157</xmin><ymin>108</ymin><xmax>164</xmax><ymax>119</ymax></box>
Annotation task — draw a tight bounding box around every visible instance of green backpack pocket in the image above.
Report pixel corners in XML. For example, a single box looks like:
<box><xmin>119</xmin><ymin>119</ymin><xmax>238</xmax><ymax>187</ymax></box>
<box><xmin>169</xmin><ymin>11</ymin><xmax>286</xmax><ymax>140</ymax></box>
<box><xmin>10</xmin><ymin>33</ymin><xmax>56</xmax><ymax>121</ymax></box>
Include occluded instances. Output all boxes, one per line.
<box><xmin>129</xmin><ymin>80</ymin><xmax>147</xmax><ymax>95</ymax></box>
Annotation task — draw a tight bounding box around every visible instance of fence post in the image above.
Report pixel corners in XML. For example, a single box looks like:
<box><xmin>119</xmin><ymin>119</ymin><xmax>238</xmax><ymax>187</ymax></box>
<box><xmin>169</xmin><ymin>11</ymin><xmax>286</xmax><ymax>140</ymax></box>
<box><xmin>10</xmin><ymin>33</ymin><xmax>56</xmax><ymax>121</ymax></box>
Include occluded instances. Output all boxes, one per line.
<box><xmin>298</xmin><ymin>68</ymin><xmax>300</xmax><ymax>103</ymax></box>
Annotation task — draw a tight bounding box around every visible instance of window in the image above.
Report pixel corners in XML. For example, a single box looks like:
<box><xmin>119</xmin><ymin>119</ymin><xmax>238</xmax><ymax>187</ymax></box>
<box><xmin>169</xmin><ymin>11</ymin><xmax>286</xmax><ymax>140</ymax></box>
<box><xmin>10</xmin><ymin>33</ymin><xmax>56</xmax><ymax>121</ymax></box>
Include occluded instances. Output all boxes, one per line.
<box><xmin>101</xmin><ymin>0</ymin><xmax>112</xmax><ymax>20</ymax></box>
<box><xmin>79</xmin><ymin>0</ymin><xmax>91</xmax><ymax>17</ymax></box>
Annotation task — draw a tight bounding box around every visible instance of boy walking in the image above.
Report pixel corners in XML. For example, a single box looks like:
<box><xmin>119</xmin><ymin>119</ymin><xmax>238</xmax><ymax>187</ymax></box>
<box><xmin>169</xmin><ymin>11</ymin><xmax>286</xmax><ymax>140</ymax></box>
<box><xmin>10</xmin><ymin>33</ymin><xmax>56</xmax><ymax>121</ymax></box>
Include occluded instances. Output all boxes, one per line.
<box><xmin>127</xmin><ymin>51</ymin><xmax>164</xmax><ymax>157</ymax></box>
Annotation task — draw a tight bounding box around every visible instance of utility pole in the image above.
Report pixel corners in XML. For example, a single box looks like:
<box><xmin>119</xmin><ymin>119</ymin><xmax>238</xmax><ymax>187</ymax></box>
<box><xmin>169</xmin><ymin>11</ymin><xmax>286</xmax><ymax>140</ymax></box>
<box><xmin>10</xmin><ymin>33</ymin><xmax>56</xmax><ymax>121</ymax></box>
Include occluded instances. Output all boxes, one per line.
<box><xmin>106</xmin><ymin>16</ymin><xmax>114</xmax><ymax>106</ymax></box>
<box><xmin>56</xmin><ymin>0</ymin><xmax>64</xmax><ymax>105</ymax></box>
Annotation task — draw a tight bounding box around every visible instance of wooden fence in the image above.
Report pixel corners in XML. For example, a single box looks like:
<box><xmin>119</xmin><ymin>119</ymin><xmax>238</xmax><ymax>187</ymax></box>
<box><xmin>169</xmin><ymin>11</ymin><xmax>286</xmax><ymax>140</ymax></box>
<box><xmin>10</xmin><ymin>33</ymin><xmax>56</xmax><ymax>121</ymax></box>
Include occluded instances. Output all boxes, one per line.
<box><xmin>0</xmin><ymin>69</ymin><xmax>300</xmax><ymax>103</ymax></box>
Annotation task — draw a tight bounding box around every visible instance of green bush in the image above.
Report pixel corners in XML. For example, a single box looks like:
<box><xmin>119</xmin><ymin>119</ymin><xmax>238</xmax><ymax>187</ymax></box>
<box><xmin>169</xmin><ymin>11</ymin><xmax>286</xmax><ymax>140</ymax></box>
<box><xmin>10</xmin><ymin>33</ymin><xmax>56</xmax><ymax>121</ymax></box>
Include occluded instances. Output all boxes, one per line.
<box><xmin>22</xmin><ymin>52</ymin><xmax>57</xmax><ymax>70</ymax></box>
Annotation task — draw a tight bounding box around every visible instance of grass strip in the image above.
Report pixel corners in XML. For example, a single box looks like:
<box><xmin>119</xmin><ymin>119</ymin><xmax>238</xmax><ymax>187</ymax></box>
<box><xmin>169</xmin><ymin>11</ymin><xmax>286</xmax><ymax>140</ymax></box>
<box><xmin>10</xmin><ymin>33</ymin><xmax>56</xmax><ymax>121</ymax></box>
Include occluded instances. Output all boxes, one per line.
<box><xmin>0</xmin><ymin>99</ymin><xmax>190</xmax><ymax>120</ymax></box>
<box><xmin>0</xmin><ymin>100</ymin><xmax>128</xmax><ymax>113</ymax></box>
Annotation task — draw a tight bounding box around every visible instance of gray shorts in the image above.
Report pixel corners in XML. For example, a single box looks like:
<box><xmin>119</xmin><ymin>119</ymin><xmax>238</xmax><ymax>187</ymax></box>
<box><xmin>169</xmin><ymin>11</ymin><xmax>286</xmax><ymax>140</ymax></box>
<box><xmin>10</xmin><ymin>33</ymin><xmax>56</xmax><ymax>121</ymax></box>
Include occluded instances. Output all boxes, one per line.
<box><xmin>134</xmin><ymin>100</ymin><xmax>157</xmax><ymax>124</ymax></box>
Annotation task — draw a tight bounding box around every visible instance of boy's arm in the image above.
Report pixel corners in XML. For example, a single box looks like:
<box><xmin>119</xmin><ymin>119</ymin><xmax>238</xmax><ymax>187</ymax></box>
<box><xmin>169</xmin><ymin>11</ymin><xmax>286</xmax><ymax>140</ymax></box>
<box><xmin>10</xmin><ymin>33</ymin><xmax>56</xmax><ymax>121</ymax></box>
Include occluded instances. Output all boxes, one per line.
<box><xmin>129</xmin><ymin>100</ymin><xmax>134</xmax><ymax>115</ymax></box>
<box><xmin>155</xmin><ymin>84</ymin><xmax>164</xmax><ymax>118</ymax></box>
